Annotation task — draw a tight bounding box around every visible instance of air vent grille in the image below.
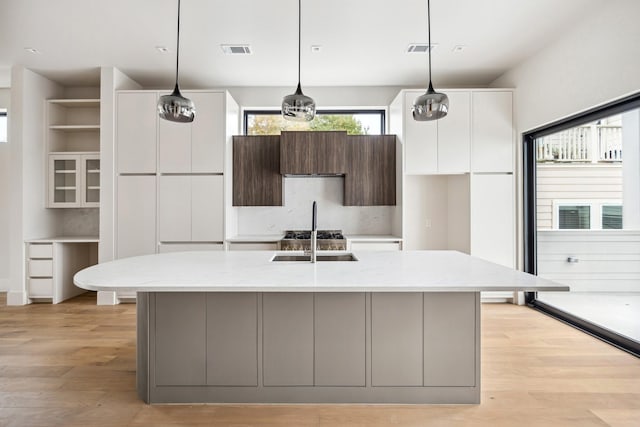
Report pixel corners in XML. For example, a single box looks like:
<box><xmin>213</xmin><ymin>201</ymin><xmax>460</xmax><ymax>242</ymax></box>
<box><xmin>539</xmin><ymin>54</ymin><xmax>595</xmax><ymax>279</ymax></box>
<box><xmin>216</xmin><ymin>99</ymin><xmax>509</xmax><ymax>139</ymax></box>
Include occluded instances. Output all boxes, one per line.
<box><xmin>221</xmin><ymin>45</ymin><xmax>252</xmax><ymax>55</ymax></box>
<box><xmin>407</xmin><ymin>44</ymin><xmax>436</xmax><ymax>53</ymax></box>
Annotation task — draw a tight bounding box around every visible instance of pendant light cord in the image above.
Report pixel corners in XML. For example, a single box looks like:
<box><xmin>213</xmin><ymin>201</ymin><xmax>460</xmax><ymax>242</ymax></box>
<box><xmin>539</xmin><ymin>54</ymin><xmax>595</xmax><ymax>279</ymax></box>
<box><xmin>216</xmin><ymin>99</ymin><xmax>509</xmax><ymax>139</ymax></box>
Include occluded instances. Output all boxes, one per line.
<box><xmin>427</xmin><ymin>0</ymin><xmax>432</xmax><ymax>88</ymax></box>
<box><xmin>176</xmin><ymin>0</ymin><xmax>181</xmax><ymax>85</ymax></box>
<box><xmin>297</xmin><ymin>0</ymin><xmax>302</xmax><ymax>87</ymax></box>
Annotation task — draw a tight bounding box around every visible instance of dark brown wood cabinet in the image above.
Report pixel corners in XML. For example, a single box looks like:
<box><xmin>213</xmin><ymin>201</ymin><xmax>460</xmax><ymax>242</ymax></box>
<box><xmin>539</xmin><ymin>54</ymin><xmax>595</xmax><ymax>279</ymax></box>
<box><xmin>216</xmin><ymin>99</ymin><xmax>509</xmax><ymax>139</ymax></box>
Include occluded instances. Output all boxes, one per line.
<box><xmin>233</xmin><ymin>136</ymin><xmax>282</xmax><ymax>206</ymax></box>
<box><xmin>280</xmin><ymin>131</ymin><xmax>347</xmax><ymax>175</ymax></box>
<box><xmin>344</xmin><ymin>135</ymin><xmax>396</xmax><ymax>206</ymax></box>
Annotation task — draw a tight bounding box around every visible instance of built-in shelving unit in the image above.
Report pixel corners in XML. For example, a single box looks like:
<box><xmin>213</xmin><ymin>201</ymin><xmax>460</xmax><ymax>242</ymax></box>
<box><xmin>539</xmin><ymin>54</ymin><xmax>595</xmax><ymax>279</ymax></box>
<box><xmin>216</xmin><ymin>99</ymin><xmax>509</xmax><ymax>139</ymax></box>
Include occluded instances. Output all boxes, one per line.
<box><xmin>46</xmin><ymin>98</ymin><xmax>100</xmax><ymax>208</ymax></box>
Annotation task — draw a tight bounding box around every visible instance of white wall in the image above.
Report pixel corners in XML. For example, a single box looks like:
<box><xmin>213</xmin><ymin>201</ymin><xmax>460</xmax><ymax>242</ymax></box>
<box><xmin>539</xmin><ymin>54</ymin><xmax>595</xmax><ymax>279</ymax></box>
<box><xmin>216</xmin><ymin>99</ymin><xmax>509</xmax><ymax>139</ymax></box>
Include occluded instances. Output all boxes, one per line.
<box><xmin>0</xmin><ymin>67</ymin><xmax>10</xmax><ymax>88</ymax></box>
<box><xmin>236</xmin><ymin>177</ymin><xmax>394</xmax><ymax>235</ymax></box>
<box><xmin>7</xmin><ymin>67</ymin><xmax>64</xmax><ymax>304</ymax></box>
<box><xmin>491</xmin><ymin>0</ymin><xmax>640</xmax><ymax>133</ymax></box>
<box><xmin>490</xmin><ymin>0</ymin><xmax>640</xmax><ymax>268</ymax></box>
<box><xmin>227</xmin><ymin>86</ymin><xmax>403</xmax><ymax>110</ymax></box>
<box><xmin>0</xmin><ymin>88</ymin><xmax>10</xmax><ymax>290</ymax></box>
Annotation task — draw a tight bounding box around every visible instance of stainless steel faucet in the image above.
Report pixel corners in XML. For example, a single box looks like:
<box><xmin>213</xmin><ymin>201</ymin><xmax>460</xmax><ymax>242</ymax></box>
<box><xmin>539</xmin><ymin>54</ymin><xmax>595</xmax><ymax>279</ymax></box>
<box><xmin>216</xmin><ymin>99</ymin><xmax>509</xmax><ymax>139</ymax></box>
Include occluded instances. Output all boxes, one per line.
<box><xmin>306</xmin><ymin>201</ymin><xmax>317</xmax><ymax>263</ymax></box>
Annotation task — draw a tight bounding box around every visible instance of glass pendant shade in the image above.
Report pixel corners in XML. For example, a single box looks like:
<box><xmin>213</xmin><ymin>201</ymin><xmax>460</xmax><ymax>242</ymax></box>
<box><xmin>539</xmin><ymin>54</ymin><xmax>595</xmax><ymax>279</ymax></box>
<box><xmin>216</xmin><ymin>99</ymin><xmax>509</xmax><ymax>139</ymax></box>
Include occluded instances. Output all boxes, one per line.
<box><xmin>158</xmin><ymin>0</ymin><xmax>195</xmax><ymax>123</ymax></box>
<box><xmin>412</xmin><ymin>0</ymin><xmax>448</xmax><ymax>122</ymax></box>
<box><xmin>412</xmin><ymin>82</ymin><xmax>449</xmax><ymax>121</ymax></box>
<box><xmin>158</xmin><ymin>84</ymin><xmax>195</xmax><ymax>123</ymax></box>
<box><xmin>282</xmin><ymin>0</ymin><xmax>315</xmax><ymax>122</ymax></box>
<box><xmin>282</xmin><ymin>83</ymin><xmax>316</xmax><ymax>122</ymax></box>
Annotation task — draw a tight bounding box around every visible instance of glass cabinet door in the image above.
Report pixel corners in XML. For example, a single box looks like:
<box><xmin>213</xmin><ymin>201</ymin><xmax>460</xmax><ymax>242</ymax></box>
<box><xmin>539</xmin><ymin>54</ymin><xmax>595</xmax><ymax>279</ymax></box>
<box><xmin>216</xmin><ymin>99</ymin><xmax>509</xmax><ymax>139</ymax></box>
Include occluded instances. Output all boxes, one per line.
<box><xmin>49</xmin><ymin>155</ymin><xmax>80</xmax><ymax>207</ymax></box>
<box><xmin>83</xmin><ymin>156</ymin><xmax>100</xmax><ymax>207</ymax></box>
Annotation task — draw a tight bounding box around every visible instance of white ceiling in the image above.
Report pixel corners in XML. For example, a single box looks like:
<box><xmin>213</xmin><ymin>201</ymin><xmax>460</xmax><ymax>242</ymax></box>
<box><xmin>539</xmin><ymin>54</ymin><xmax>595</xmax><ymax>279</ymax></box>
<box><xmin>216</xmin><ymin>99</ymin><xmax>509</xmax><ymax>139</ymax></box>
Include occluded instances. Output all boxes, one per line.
<box><xmin>0</xmin><ymin>0</ymin><xmax>603</xmax><ymax>88</ymax></box>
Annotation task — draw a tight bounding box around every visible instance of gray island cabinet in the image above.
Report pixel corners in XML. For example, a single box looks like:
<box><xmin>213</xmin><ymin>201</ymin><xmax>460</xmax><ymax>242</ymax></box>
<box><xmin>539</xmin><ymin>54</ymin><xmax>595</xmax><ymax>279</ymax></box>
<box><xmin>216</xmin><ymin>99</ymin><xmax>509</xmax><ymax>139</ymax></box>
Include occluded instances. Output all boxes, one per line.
<box><xmin>74</xmin><ymin>250</ymin><xmax>567</xmax><ymax>404</ymax></box>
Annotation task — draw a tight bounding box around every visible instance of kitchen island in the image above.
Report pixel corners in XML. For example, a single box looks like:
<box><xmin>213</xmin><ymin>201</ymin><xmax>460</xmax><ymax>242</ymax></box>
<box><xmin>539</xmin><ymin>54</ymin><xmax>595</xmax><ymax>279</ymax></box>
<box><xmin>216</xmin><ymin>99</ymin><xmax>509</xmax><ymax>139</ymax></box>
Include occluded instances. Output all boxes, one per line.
<box><xmin>74</xmin><ymin>250</ymin><xmax>568</xmax><ymax>404</ymax></box>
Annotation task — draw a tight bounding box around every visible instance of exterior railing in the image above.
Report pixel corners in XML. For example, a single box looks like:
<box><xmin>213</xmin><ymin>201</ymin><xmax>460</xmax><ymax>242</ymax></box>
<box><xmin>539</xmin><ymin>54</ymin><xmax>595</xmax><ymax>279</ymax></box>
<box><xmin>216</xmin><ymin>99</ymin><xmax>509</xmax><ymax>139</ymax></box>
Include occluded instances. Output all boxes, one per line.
<box><xmin>537</xmin><ymin>125</ymin><xmax>622</xmax><ymax>162</ymax></box>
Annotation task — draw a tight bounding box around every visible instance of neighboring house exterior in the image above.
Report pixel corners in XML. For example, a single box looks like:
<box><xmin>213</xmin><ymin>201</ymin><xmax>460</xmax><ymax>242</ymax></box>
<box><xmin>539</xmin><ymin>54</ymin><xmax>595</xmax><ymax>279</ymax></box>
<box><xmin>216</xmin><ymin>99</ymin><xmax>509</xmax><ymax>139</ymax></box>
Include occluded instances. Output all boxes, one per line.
<box><xmin>535</xmin><ymin>115</ymin><xmax>640</xmax><ymax>294</ymax></box>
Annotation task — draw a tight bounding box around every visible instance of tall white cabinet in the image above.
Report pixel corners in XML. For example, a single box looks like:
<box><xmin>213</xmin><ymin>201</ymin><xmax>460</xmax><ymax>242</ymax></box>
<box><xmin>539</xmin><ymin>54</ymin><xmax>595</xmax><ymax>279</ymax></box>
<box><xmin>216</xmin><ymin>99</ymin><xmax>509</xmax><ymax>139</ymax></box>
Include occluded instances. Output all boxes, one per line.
<box><xmin>115</xmin><ymin>89</ymin><xmax>238</xmax><ymax>264</ymax></box>
<box><xmin>391</xmin><ymin>89</ymin><xmax>515</xmax><ymax>301</ymax></box>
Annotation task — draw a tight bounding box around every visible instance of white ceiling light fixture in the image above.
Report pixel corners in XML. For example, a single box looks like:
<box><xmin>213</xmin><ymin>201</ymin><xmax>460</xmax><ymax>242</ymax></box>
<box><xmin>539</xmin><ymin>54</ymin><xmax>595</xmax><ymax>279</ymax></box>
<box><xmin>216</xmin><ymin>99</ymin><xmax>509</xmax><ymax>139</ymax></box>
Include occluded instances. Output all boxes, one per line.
<box><xmin>281</xmin><ymin>0</ymin><xmax>315</xmax><ymax>122</ymax></box>
<box><xmin>156</xmin><ymin>46</ymin><xmax>170</xmax><ymax>53</ymax></box>
<box><xmin>24</xmin><ymin>47</ymin><xmax>41</xmax><ymax>54</ymax></box>
<box><xmin>412</xmin><ymin>0</ymin><xmax>449</xmax><ymax>121</ymax></box>
<box><xmin>157</xmin><ymin>0</ymin><xmax>195</xmax><ymax>123</ymax></box>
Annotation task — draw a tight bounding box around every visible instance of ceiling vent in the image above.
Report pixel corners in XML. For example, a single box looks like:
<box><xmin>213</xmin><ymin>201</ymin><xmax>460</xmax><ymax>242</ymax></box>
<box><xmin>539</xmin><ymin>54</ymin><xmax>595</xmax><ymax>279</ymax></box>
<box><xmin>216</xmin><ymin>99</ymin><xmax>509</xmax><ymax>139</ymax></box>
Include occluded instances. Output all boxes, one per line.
<box><xmin>406</xmin><ymin>44</ymin><xmax>436</xmax><ymax>53</ymax></box>
<box><xmin>221</xmin><ymin>45</ymin><xmax>252</xmax><ymax>55</ymax></box>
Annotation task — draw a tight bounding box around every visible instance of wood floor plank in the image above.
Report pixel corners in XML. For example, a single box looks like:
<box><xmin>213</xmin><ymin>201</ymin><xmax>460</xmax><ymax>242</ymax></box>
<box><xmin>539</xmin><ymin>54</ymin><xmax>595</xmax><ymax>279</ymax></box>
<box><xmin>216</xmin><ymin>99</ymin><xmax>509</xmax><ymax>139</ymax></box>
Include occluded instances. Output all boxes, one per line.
<box><xmin>0</xmin><ymin>292</ymin><xmax>639</xmax><ymax>427</ymax></box>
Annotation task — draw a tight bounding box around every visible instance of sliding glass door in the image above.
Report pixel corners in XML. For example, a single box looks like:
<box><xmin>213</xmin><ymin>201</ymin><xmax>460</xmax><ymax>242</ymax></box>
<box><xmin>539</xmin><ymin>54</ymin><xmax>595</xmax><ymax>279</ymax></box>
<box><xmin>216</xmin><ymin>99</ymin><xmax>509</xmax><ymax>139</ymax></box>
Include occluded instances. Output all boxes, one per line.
<box><xmin>523</xmin><ymin>94</ymin><xmax>640</xmax><ymax>356</ymax></box>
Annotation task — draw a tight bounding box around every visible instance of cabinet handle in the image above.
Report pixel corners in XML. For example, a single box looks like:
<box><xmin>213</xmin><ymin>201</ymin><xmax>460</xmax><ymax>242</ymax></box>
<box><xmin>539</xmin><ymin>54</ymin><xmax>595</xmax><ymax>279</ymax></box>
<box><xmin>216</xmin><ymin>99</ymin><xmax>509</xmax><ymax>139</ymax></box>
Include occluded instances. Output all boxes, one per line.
<box><xmin>566</xmin><ymin>257</ymin><xmax>579</xmax><ymax>263</ymax></box>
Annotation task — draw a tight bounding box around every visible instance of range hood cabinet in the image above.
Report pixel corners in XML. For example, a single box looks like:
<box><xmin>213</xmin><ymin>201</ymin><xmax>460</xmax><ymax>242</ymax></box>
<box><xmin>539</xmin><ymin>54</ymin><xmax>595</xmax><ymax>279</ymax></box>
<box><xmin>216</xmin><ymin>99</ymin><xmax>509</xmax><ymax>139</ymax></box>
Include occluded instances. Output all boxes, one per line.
<box><xmin>280</xmin><ymin>131</ymin><xmax>347</xmax><ymax>175</ymax></box>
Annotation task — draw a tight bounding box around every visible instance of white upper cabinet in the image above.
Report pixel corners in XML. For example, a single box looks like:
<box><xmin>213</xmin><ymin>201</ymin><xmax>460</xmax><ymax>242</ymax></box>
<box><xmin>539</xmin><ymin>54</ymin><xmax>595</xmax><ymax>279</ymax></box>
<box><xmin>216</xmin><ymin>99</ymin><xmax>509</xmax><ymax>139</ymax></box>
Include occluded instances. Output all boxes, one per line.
<box><xmin>190</xmin><ymin>92</ymin><xmax>225</xmax><ymax>173</ymax></box>
<box><xmin>471</xmin><ymin>91</ymin><xmax>514</xmax><ymax>173</ymax></box>
<box><xmin>159</xmin><ymin>92</ymin><xmax>225</xmax><ymax>174</ymax></box>
<box><xmin>403</xmin><ymin>90</ymin><xmax>470</xmax><ymax>175</ymax></box>
<box><xmin>437</xmin><ymin>91</ymin><xmax>471</xmax><ymax>174</ymax></box>
<box><xmin>404</xmin><ymin>91</ymin><xmax>438</xmax><ymax>174</ymax></box>
<box><xmin>117</xmin><ymin>92</ymin><xmax>158</xmax><ymax>174</ymax></box>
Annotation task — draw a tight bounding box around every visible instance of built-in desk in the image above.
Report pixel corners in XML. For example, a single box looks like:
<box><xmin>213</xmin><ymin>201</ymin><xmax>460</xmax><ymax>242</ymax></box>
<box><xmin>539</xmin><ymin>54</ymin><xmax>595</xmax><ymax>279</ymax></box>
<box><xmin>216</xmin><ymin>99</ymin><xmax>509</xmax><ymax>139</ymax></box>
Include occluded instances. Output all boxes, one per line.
<box><xmin>26</xmin><ymin>236</ymin><xmax>98</xmax><ymax>303</ymax></box>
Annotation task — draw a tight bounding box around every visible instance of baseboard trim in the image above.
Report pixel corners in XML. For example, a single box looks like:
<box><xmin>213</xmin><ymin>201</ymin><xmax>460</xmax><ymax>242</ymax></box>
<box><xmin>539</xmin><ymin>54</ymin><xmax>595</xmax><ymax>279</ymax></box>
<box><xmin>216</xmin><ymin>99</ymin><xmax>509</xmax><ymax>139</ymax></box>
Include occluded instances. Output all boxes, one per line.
<box><xmin>7</xmin><ymin>291</ymin><xmax>28</xmax><ymax>306</ymax></box>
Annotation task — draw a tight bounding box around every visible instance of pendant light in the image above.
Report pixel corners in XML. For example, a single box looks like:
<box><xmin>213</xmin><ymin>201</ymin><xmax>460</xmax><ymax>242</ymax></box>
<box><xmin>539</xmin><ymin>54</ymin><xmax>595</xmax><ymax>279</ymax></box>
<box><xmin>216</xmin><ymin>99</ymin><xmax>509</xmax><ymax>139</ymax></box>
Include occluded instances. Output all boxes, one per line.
<box><xmin>412</xmin><ymin>0</ymin><xmax>448</xmax><ymax>121</ymax></box>
<box><xmin>282</xmin><ymin>0</ymin><xmax>315</xmax><ymax>122</ymax></box>
<box><xmin>158</xmin><ymin>0</ymin><xmax>195</xmax><ymax>123</ymax></box>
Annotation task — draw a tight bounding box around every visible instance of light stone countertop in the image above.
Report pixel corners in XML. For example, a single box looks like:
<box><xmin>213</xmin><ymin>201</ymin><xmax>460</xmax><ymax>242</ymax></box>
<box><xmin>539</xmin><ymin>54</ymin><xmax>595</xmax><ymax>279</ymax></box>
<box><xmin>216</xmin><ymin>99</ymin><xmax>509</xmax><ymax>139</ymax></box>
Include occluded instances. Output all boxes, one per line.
<box><xmin>74</xmin><ymin>250</ymin><xmax>569</xmax><ymax>293</ymax></box>
<box><xmin>226</xmin><ymin>234</ymin><xmax>285</xmax><ymax>243</ymax></box>
<box><xmin>26</xmin><ymin>236</ymin><xmax>99</xmax><ymax>243</ymax></box>
<box><xmin>345</xmin><ymin>235</ymin><xmax>402</xmax><ymax>242</ymax></box>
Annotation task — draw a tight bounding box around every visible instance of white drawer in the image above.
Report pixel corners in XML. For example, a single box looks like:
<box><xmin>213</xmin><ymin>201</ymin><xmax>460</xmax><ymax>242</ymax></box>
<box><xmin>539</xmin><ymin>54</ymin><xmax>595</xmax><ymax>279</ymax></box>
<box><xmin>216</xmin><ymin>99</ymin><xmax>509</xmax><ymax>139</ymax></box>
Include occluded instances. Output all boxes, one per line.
<box><xmin>29</xmin><ymin>278</ymin><xmax>53</xmax><ymax>297</ymax></box>
<box><xmin>29</xmin><ymin>259</ymin><xmax>53</xmax><ymax>277</ymax></box>
<box><xmin>29</xmin><ymin>243</ymin><xmax>53</xmax><ymax>259</ymax></box>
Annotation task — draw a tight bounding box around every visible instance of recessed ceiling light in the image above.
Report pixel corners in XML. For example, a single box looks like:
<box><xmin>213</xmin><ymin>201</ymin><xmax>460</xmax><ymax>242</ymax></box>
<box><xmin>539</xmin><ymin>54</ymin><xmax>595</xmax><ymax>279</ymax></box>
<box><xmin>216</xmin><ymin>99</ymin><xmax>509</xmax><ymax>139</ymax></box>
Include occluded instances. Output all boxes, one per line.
<box><xmin>407</xmin><ymin>44</ymin><xmax>436</xmax><ymax>53</ymax></box>
<box><xmin>452</xmin><ymin>45</ymin><xmax>466</xmax><ymax>53</ymax></box>
<box><xmin>221</xmin><ymin>44</ymin><xmax>252</xmax><ymax>55</ymax></box>
<box><xmin>156</xmin><ymin>46</ymin><xmax>170</xmax><ymax>53</ymax></box>
<box><xmin>24</xmin><ymin>47</ymin><xmax>41</xmax><ymax>54</ymax></box>
<box><xmin>310</xmin><ymin>45</ymin><xmax>322</xmax><ymax>53</ymax></box>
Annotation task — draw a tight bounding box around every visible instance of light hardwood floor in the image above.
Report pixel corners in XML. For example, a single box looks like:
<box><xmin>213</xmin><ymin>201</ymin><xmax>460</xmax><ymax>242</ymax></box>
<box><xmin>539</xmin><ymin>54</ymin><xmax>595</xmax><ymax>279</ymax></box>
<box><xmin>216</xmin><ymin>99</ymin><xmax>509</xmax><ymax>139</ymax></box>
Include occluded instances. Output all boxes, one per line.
<box><xmin>0</xmin><ymin>293</ymin><xmax>639</xmax><ymax>427</ymax></box>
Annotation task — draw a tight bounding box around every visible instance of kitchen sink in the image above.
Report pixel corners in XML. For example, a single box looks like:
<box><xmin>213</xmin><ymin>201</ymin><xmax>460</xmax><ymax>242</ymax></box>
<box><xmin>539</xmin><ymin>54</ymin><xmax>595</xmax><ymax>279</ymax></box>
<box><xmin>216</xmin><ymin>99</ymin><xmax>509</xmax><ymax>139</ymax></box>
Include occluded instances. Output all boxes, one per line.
<box><xmin>271</xmin><ymin>253</ymin><xmax>358</xmax><ymax>262</ymax></box>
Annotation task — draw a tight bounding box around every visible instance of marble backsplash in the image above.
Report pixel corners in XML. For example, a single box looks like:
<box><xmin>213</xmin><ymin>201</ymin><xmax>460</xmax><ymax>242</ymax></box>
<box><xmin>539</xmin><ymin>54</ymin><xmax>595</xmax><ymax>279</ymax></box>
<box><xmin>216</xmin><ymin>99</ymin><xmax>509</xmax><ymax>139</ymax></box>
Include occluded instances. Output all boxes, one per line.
<box><xmin>236</xmin><ymin>177</ymin><xmax>394</xmax><ymax>235</ymax></box>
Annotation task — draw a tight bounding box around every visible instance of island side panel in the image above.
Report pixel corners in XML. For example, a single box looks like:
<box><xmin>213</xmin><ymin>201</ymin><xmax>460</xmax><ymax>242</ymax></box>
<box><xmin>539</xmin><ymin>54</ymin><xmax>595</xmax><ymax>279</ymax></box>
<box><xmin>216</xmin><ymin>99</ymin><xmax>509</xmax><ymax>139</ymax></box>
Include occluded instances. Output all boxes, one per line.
<box><xmin>371</xmin><ymin>293</ymin><xmax>424</xmax><ymax>386</ymax></box>
<box><xmin>423</xmin><ymin>292</ymin><xmax>478</xmax><ymax>386</ymax></box>
<box><xmin>136</xmin><ymin>292</ymin><xmax>150</xmax><ymax>403</ymax></box>
<box><xmin>154</xmin><ymin>293</ymin><xmax>207</xmax><ymax>386</ymax></box>
<box><xmin>206</xmin><ymin>293</ymin><xmax>258</xmax><ymax>386</ymax></box>
<box><xmin>262</xmin><ymin>293</ymin><xmax>314</xmax><ymax>386</ymax></box>
<box><xmin>314</xmin><ymin>292</ymin><xmax>366</xmax><ymax>386</ymax></box>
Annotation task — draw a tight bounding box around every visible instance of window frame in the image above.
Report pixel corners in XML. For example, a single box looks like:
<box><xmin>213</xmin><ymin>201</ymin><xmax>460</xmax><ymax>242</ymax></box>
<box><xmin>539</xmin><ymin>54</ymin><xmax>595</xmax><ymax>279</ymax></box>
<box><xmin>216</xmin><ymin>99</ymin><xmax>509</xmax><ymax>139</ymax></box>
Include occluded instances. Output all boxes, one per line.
<box><xmin>243</xmin><ymin>109</ymin><xmax>386</xmax><ymax>136</ymax></box>
<box><xmin>552</xmin><ymin>199</ymin><xmax>623</xmax><ymax>230</ymax></box>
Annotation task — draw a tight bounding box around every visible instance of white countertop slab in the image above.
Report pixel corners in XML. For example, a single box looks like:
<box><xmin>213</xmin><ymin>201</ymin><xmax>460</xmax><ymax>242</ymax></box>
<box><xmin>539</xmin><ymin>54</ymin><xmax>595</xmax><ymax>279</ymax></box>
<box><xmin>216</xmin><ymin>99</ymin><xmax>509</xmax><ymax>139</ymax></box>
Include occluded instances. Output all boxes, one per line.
<box><xmin>27</xmin><ymin>236</ymin><xmax>99</xmax><ymax>243</ymax></box>
<box><xmin>74</xmin><ymin>250</ymin><xmax>569</xmax><ymax>293</ymax></box>
<box><xmin>345</xmin><ymin>234</ymin><xmax>403</xmax><ymax>242</ymax></box>
<box><xmin>226</xmin><ymin>234</ymin><xmax>285</xmax><ymax>243</ymax></box>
